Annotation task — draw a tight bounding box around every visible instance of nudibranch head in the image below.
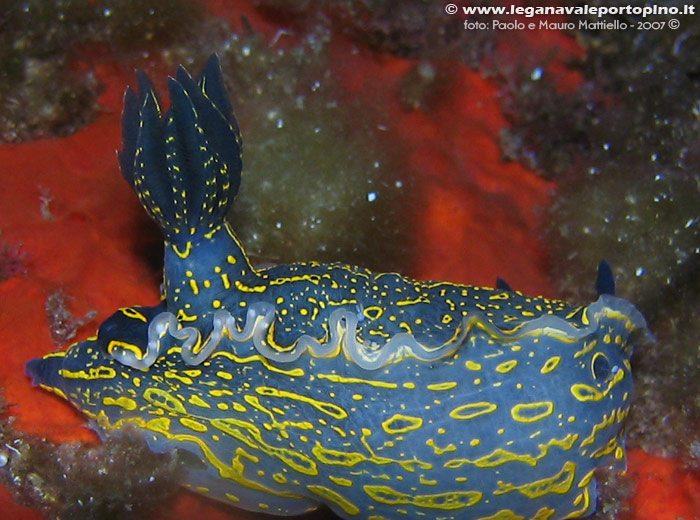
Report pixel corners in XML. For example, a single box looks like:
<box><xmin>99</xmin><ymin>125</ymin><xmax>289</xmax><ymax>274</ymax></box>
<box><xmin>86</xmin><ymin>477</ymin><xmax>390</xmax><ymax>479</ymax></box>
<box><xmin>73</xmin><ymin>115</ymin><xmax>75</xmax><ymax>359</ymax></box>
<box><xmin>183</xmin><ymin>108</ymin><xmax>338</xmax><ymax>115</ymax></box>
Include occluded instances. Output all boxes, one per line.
<box><xmin>27</xmin><ymin>56</ymin><xmax>649</xmax><ymax>520</ymax></box>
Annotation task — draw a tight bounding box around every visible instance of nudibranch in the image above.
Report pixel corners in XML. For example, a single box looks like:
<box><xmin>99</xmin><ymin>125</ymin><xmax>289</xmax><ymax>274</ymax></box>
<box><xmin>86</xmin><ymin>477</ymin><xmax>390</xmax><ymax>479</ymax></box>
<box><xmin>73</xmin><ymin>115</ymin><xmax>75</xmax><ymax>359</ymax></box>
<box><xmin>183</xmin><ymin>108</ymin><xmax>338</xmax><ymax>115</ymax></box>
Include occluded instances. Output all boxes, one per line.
<box><xmin>27</xmin><ymin>56</ymin><xmax>649</xmax><ymax>520</ymax></box>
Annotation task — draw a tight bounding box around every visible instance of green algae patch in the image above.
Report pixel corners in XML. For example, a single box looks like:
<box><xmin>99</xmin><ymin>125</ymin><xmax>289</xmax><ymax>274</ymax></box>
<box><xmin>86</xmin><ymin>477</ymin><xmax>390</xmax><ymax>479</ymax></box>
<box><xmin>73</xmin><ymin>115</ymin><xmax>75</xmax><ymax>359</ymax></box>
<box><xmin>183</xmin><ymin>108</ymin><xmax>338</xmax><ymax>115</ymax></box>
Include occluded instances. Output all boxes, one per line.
<box><xmin>218</xmin><ymin>26</ymin><xmax>419</xmax><ymax>273</ymax></box>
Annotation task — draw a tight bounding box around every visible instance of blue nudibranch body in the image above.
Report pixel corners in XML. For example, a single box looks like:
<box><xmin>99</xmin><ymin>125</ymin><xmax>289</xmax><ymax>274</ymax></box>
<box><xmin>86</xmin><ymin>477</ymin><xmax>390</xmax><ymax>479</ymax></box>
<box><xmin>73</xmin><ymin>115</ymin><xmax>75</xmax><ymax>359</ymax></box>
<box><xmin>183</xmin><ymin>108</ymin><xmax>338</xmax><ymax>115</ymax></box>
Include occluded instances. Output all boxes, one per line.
<box><xmin>27</xmin><ymin>56</ymin><xmax>648</xmax><ymax>520</ymax></box>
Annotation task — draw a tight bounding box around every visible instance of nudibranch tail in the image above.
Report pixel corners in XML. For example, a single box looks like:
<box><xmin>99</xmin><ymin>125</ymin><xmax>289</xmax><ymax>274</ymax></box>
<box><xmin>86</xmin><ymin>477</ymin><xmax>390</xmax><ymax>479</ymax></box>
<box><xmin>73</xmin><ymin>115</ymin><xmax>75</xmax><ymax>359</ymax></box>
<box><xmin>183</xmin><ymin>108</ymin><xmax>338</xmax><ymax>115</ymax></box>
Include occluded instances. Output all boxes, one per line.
<box><xmin>26</xmin><ymin>354</ymin><xmax>66</xmax><ymax>397</ymax></box>
<box><xmin>118</xmin><ymin>54</ymin><xmax>242</xmax><ymax>244</ymax></box>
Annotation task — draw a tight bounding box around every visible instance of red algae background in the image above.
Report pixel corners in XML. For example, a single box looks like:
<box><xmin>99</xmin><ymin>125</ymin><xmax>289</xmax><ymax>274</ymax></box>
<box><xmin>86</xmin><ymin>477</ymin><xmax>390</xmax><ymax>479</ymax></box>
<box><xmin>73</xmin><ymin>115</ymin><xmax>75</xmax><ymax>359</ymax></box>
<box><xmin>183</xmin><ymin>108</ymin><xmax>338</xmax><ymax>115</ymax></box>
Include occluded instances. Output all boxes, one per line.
<box><xmin>0</xmin><ymin>1</ymin><xmax>698</xmax><ymax>519</ymax></box>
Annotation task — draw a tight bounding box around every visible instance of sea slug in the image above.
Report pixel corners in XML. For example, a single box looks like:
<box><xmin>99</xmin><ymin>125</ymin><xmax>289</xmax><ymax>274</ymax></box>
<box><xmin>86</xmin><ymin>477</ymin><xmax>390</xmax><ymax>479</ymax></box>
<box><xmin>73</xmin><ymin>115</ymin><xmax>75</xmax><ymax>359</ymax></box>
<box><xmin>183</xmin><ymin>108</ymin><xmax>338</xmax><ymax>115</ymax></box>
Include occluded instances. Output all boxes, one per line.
<box><xmin>27</xmin><ymin>56</ymin><xmax>648</xmax><ymax>520</ymax></box>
